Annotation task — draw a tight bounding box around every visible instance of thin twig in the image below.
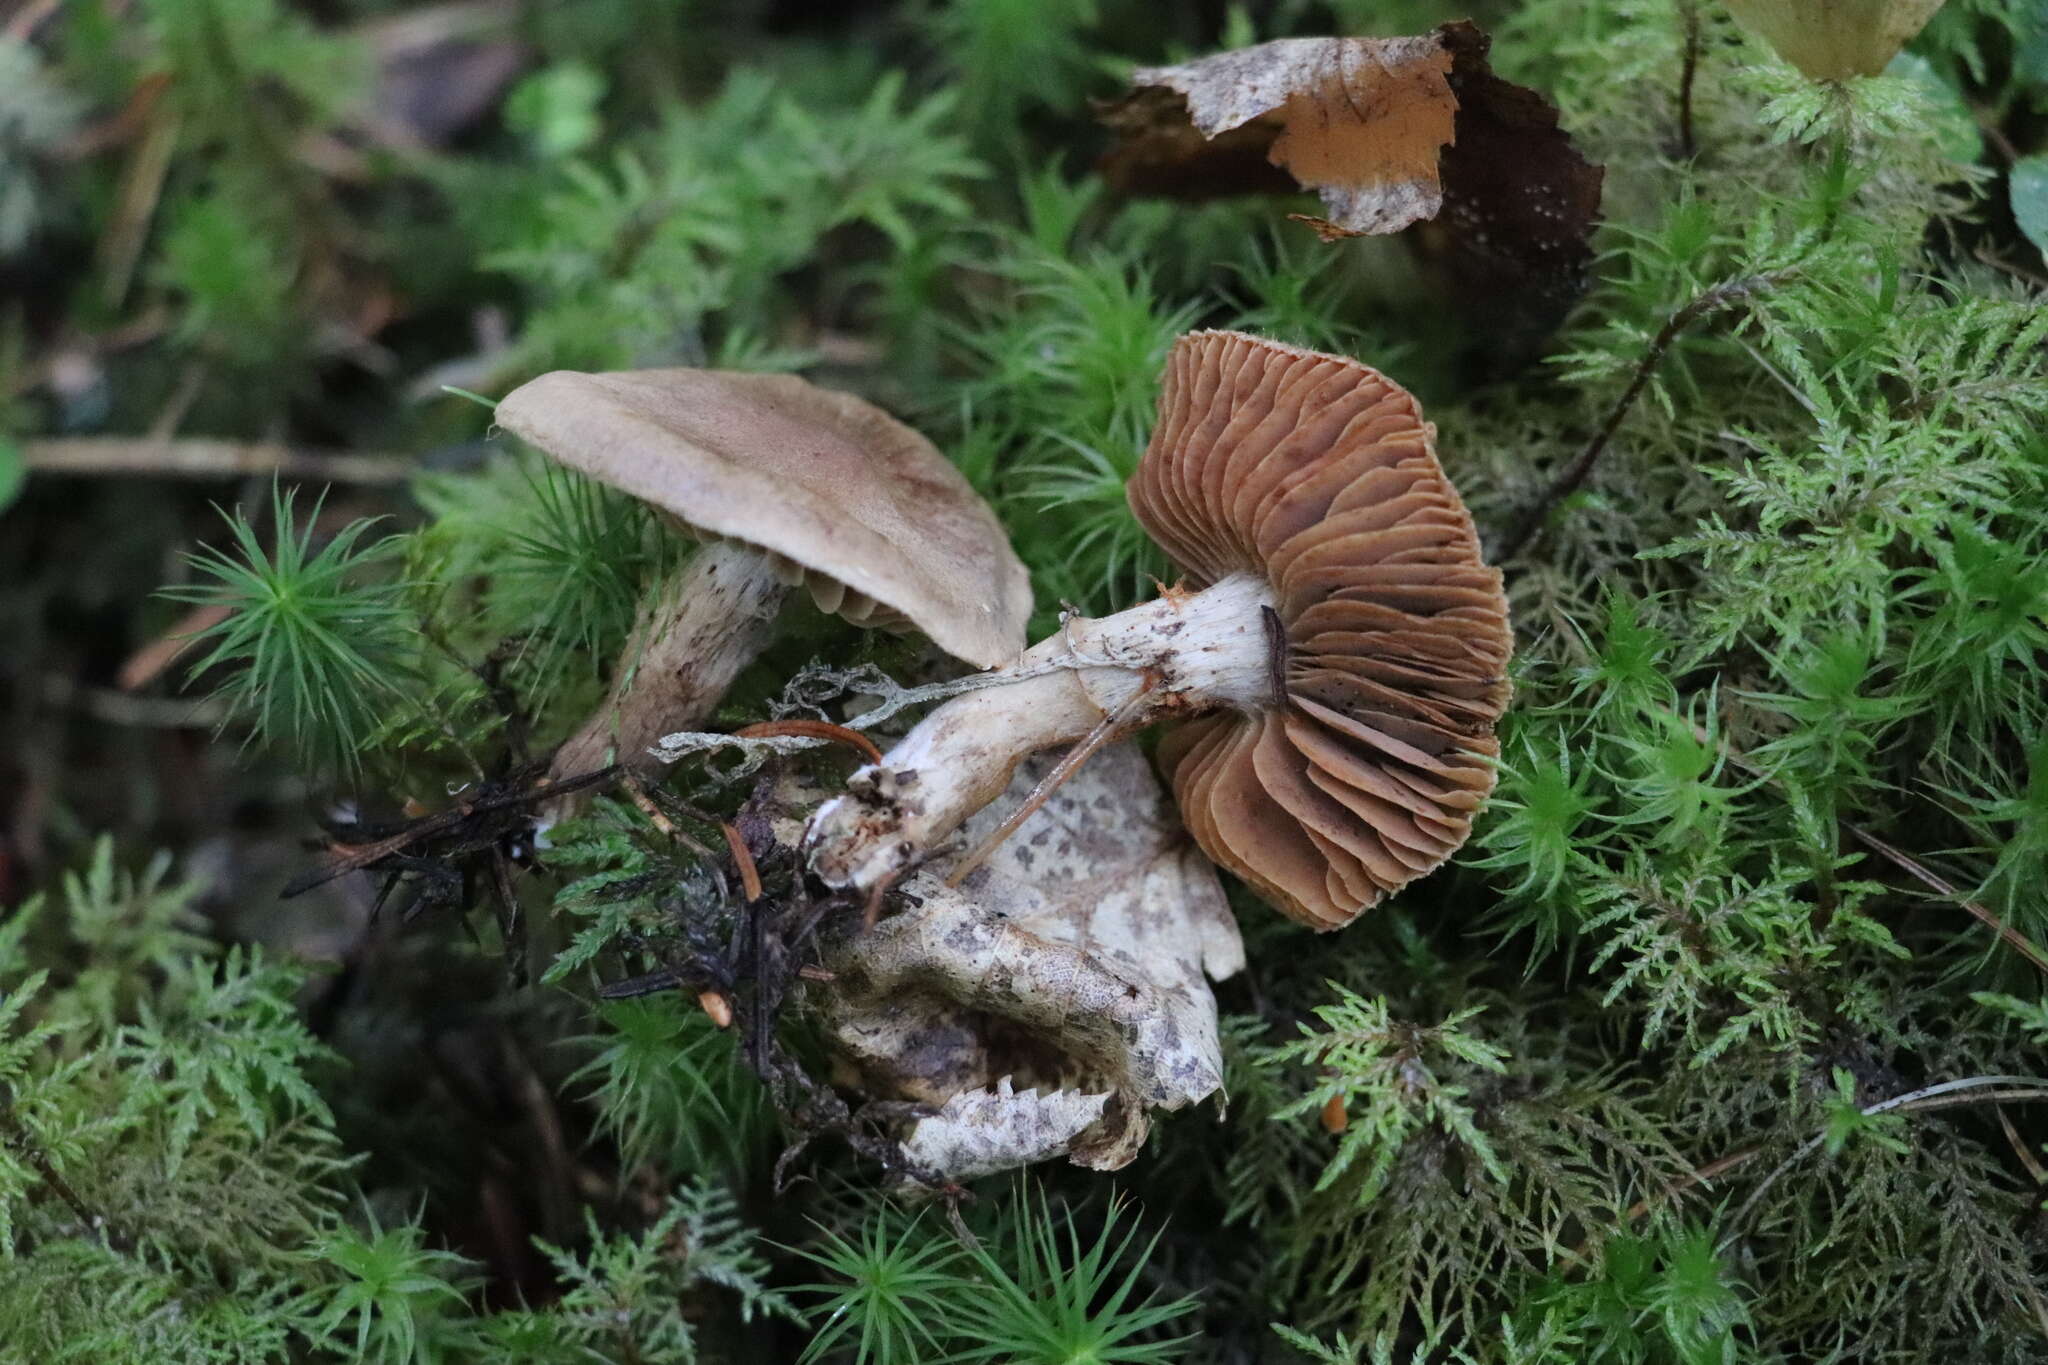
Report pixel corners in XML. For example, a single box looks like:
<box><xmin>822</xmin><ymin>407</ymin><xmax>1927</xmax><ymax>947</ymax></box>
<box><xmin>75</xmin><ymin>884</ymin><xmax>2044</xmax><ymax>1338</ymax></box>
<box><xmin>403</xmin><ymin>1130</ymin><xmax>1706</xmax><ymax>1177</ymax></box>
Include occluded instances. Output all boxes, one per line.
<box><xmin>25</xmin><ymin>438</ymin><xmax>412</xmax><ymax>484</ymax></box>
<box><xmin>1995</xmin><ymin>1105</ymin><xmax>2048</xmax><ymax>1189</ymax></box>
<box><xmin>721</xmin><ymin>821</ymin><xmax>763</xmax><ymax>903</ymax></box>
<box><xmin>40</xmin><ymin>675</ymin><xmax>227</xmax><ymax>728</ymax></box>
<box><xmin>117</xmin><ymin>603</ymin><xmax>232</xmax><ymax>692</ymax></box>
<box><xmin>1725</xmin><ymin>1074</ymin><xmax>2048</xmax><ymax>1241</ymax></box>
<box><xmin>1974</xmin><ymin>243</ymin><xmax>2048</xmax><ymax>289</ymax></box>
<box><xmin>146</xmin><ymin>361</ymin><xmax>208</xmax><ymax>442</ymax></box>
<box><xmin>489</xmin><ymin>847</ymin><xmax>528</xmax><ymax>989</ymax></box>
<box><xmin>860</xmin><ymin>868</ymin><xmax>902</xmax><ymax>932</ymax></box>
<box><xmin>942</xmin><ymin>678</ymin><xmax>1159</xmax><ymax>889</ymax></box>
<box><xmin>1617</xmin><ymin>1145</ymin><xmax>1763</xmax><ymax>1227</ymax></box>
<box><xmin>1842</xmin><ymin>825</ymin><xmax>2048</xmax><ymax>977</ymax></box>
<box><xmin>1499</xmin><ymin>271</ymin><xmax>1791</xmax><ymax>562</ymax></box>
<box><xmin>617</xmin><ymin>772</ymin><xmax>678</xmax><ymax>839</ymax></box>
<box><xmin>0</xmin><ymin>1090</ymin><xmax>132</xmax><ymax>1253</ymax></box>
<box><xmin>1692</xmin><ymin>723</ymin><xmax>2048</xmax><ymax>978</ymax></box>
<box><xmin>615</xmin><ymin>773</ymin><xmax>719</xmax><ymax>861</ymax></box>
<box><xmin>1674</xmin><ymin>0</ymin><xmax>1701</xmax><ymax>160</ymax></box>
<box><xmin>99</xmin><ymin>111</ymin><xmax>179</xmax><ymax>311</ymax></box>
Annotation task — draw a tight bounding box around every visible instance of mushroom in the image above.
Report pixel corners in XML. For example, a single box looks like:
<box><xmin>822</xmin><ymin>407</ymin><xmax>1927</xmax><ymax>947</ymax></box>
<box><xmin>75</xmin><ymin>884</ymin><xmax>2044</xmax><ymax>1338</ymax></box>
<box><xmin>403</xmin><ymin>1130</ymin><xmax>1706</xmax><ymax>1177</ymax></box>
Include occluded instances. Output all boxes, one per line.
<box><xmin>493</xmin><ymin>368</ymin><xmax>1033</xmax><ymax>784</ymax></box>
<box><xmin>805</xmin><ymin>330</ymin><xmax>1511</xmax><ymax>929</ymax></box>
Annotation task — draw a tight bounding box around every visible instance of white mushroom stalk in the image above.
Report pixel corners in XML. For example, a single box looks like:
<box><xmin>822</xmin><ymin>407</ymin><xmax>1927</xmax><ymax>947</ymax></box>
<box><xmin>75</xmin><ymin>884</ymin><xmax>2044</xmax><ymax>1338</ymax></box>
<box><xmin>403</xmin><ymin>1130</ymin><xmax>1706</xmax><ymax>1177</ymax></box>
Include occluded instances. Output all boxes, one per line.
<box><xmin>805</xmin><ymin>571</ymin><xmax>1279</xmax><ymax>890</ymax></box>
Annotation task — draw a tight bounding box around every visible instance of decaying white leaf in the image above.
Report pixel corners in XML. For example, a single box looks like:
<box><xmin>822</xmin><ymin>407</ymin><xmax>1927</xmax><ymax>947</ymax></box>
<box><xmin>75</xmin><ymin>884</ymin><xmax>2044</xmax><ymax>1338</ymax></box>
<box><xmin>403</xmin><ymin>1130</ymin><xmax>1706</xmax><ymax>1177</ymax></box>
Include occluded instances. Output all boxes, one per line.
<box><xmin>900</xmin><ymin>1079</ymin><xmax>1111</xmax><ymax>1184</ymax></box>
<box><xmin>806</xmin><ymin>740</ymin><xmax>1245</xmax><ymax>1180</ymax></box>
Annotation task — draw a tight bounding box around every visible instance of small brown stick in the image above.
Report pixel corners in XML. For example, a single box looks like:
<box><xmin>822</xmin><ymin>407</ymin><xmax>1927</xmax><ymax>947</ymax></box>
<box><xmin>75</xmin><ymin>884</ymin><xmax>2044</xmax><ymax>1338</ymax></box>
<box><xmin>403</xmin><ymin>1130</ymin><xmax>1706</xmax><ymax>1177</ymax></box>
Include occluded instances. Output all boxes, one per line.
<box><xmin>25</xmin><ymin>437</ymin><xmax>413</xmax><ymax>485</ymax></box>
<box><xmin>734</xmin><ymin>718</ymin><xmax>883</xmax><ymax>766</ymax></box>
<box><xmin>861</xmin><ymin>868</ymin><xmax>902</xmax><ymax>932</ymax></box>
<box><xmin>1691</xmin><ymin>723</ymin><xmax>2048</xmax><ymax>978</ymax></box>
<box><xmin>1726</xmin><ymin>1075</ymin><xmax>2048</xmax><ymax>1240</ymax></box>
<box><xmin>488</xmin><ymin>846</ymin><xmax>528</xmax><ymax>989</ymax></box>
<box><xmin>613</xmin><ymin>773</ymin><xmax>719</xmax><ymax>860</ymax></box>
<box><xmin>57</xmin><ymin>73</ymin><xmax>170</xmax><ymax>159</ymax></box>
<box><xmin>117</xmin><ymin>603</ymin><xmax>232</xmax><ymax>691</ymax></box>
<box><xmin>1614</xmin><ymin>1145</ymin><xmax>1762</xmax><ymax>1230</ymax></box>
<box><xmin>941</xmin><ymin>676</ymin><xmax>1160</xmax><ymax>890</ymax></box>
<box><xmin>721</xmin><ymin>821</ymin><xmax>763</xmax><ymax>903</ymax></box>
<box><xmin>0</xmin><ymin>1093</ymin><xmax>132</xmax><ymax>1252</ymax></box>
<box><xmin>1673</xmin><ymin>0</ymin><xmax>1701</xmax><ymax>160</ymax></box>
<box><xmin>1842</xmin><ymin>824</ymin><xmax>2048</xmax><ymax>978</ymax></box>
<box><xmin>40</xmin><ymin>676</ymin><xmax>225</xmax><ymax>728</ymax></box>
<box><xmin>797</xmin><ymin>965</ymin><xmax>837</xmax><ymax>983</ymax></box>
<box><xmin>617</xmin><ymin>772</ymin><xmax>678</xmax><ymax>839</ymax></box>
<box><xmin>99</xmin><ymin>112</ymin><xmax>180</xmax><ymax>311</ymax></box>
<box><xmin>1597</xmin><ymin>1078</ymin><xmax>2048</xmax><ymax>1262</ymax></box>
<box><xmin>1498</xmin><ymin>271</ymin><xmax>1791</xmax><ymax>563</ymax></box>
<box><xmin>1995</xmin><ymin>1105</ymin><xmax>2048</xmax><ymax>1189</ymax></box>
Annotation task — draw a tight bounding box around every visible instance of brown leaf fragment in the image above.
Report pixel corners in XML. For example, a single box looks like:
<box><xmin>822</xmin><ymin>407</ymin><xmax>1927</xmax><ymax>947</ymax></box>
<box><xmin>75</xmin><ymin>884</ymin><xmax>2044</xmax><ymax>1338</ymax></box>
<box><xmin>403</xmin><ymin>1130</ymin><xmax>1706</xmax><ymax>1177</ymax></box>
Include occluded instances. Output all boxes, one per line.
<box><xmin>1099</xmin><ymin>23</ymin><xmax>1603</xmax><ymax>348</ymax></box>
<box><xmin>1424</xmin><ymin>22</ymin><xmax>1607</xmax><ymax>348</ymax></box>
<box><xmin>1103</xmin><ymin>33</ymin><xmax>1457</xmax><ymax>237</ymax></box>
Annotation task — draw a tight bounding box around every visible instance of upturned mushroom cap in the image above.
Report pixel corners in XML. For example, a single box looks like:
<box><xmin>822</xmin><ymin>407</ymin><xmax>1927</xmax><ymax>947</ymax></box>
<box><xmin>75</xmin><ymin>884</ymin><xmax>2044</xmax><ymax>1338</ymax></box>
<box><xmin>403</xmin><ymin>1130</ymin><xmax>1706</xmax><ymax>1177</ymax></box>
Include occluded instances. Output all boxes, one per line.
<box><xmin>496</xmin><ymin>368</ymin><xmax>1033</xmax><ymax>668</ymax></box>
<box><xmin>1129</xmin><ymin>330</ymin><xmax>1511</xmax><ymax>930</ymax></box>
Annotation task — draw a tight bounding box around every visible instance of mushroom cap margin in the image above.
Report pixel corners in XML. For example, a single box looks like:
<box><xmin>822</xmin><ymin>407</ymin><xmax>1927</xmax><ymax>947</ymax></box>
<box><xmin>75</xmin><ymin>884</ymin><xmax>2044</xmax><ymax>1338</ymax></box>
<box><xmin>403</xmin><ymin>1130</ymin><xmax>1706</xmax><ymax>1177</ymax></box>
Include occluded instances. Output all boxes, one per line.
<box><xmin>495</xmin><ymin>367</ymin><xmax>1033</xmax><ymax>669</ymax></box>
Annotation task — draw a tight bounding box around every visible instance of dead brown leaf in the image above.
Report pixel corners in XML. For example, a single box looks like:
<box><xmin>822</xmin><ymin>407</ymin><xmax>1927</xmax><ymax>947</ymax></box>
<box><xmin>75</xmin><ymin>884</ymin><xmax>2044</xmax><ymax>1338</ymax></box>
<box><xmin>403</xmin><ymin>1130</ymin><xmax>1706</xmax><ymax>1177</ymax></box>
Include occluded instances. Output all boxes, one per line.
<box><xmin>1103</xmin><ymin>32</ymin><xmax>1457</xmax><ymax>237</ymax></box>
<box><xmin>1100</xmin><ymin>22</ymin><xmax>1603</xmax><ymax>343</ymax></box>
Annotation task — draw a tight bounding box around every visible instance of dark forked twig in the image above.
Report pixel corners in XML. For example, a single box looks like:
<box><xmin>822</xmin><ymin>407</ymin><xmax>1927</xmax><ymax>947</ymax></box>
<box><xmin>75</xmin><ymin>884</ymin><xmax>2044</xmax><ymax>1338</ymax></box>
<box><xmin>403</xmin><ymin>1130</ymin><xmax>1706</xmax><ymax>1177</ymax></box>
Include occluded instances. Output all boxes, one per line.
<box><xmin>0</xmin><ymin>1090</ymin><xmax>133</xmax><ymax>1253</ymax></box>
<box><xmin>1499</xmin><ymin>271</ymin><xmax>1790</xmax><ymax>563</ymax></box>
<box><xmin>1675</xmin><ymin>0</ymin><xmax>1702</xmax><ymax>160</ymax></box>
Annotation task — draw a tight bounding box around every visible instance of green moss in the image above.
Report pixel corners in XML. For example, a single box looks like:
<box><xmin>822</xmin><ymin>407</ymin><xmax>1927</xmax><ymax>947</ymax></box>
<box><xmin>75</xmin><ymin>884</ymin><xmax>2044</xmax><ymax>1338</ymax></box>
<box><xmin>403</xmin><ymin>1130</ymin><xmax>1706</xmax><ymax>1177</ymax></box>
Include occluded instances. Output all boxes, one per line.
<box><xmin>9</xmin><ymin>0</ymin><xmax>2048</xmax><ymax>1359</ymax></box>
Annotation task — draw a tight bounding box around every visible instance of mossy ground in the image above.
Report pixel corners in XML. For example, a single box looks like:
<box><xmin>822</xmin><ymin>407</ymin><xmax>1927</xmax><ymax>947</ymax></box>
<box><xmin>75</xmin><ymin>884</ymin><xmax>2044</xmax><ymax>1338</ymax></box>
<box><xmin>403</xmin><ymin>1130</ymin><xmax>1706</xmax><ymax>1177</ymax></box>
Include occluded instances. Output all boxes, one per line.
<box><xmin>2</xmin><ymin>1</ymin><xmax>2047</xmax><ymax>1361</ymax></box>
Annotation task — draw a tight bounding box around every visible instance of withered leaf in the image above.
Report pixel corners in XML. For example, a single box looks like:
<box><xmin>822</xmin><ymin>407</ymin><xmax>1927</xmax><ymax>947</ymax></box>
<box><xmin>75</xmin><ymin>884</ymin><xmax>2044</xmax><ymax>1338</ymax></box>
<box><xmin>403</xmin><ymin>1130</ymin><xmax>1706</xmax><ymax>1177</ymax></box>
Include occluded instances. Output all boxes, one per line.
<box><xmin>1100</xmin><ymin>23</ymin><xmax>1603</xmax><ymax>346</ymax></box>
<box><xmin>901</xmin><ymin>1080</ymin><xmax>1111</xmax><ymax>1184</ymax></box>
<box><xmin>810</xmin><ymin>741</ymin><xmax>1245</xmax><ymax>1180</ymax></box>
<box><xmin>1104</xmin><ymin>32</ymin><xmax>1458</xmax><ymax>237</ymax></box>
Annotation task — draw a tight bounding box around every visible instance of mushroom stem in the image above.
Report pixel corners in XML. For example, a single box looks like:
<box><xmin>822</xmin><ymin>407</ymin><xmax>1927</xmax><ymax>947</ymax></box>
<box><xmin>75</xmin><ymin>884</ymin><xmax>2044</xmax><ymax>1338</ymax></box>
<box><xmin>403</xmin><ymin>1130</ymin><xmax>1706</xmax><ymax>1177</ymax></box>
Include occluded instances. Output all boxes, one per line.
<box><xmin>806</xmin><ymin>571</ymin><xmax>1279</xmax><ymax>891</ymax></box>
<box><xmin>550</xmin><ymin>540</ymin><xmax>788</xmax><ymax>783</ymax></box>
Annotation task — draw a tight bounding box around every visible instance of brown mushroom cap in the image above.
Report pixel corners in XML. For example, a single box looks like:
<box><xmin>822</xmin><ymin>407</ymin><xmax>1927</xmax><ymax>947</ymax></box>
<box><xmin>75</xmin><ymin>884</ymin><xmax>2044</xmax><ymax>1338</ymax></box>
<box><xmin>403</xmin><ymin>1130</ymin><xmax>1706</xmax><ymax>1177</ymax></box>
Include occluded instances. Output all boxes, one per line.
<box><xmin>496</xmin><ymin>368</ymin><xmax>1033</xmax><ymax>668</ymax></box>
<box><xmin>1129</xmin><ymin>330</ymin><xmax>1511</xmax><ymax>930</ymax></box>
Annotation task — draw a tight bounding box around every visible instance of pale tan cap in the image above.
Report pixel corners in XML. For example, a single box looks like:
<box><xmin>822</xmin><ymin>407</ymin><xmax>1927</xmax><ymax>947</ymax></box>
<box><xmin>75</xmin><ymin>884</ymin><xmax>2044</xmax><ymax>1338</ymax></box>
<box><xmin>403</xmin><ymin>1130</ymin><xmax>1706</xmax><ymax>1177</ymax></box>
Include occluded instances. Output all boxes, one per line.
<box><xmin>1129</xmin><ymin>331</ymin><xmax>1511</xmax><ymax>930</ymax></box>
<box><xmin>496</xmin><ymin>368</ymin><xmax>1033</xmax><ymax>668</ymax></box>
